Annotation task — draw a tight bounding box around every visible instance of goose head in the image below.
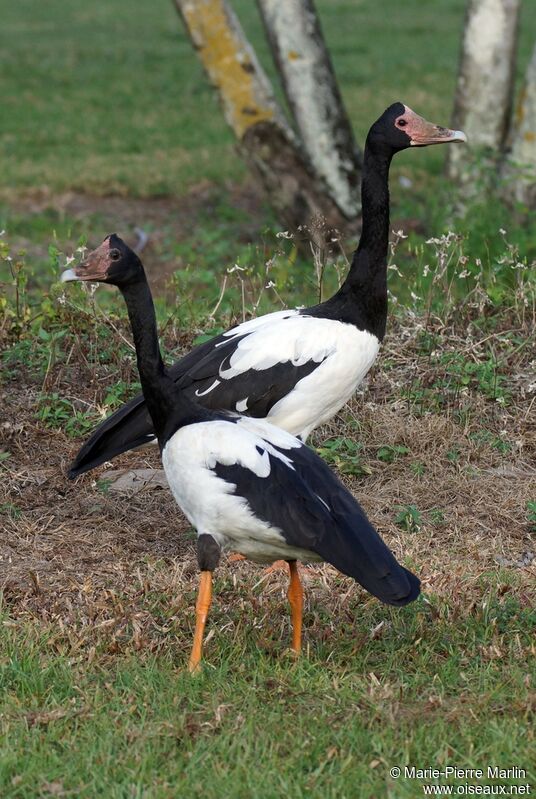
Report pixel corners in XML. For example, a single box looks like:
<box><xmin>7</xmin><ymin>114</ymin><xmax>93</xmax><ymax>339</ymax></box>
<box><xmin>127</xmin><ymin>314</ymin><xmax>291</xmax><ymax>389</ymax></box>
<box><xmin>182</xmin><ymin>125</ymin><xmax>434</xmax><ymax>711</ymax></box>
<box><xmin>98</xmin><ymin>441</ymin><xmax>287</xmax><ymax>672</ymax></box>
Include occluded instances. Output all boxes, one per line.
<box><xmin>61</xmin><ymin>234</ymin><xmax>142</xmax><ymax>287</ymax></box>
<box><xmin>368</xmin><ymin>102</ymin><xmax>467</xmax><ymax>154</ymax></box>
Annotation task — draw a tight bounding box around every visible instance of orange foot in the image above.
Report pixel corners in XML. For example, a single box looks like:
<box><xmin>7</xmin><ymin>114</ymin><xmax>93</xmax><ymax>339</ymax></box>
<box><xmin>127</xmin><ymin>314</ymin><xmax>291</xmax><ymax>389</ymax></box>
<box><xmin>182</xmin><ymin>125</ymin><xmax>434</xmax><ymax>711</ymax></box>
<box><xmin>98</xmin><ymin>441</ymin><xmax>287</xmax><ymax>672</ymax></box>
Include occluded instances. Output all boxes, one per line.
<box><xmin>263</xmin><ymin>560</ymin><xmax>290</xmax><ymax>574</ymax></box>
<box><xmin>228</xmin><ymin>552</ymin><xmax>247</xmax><ymax>563</ymax></box>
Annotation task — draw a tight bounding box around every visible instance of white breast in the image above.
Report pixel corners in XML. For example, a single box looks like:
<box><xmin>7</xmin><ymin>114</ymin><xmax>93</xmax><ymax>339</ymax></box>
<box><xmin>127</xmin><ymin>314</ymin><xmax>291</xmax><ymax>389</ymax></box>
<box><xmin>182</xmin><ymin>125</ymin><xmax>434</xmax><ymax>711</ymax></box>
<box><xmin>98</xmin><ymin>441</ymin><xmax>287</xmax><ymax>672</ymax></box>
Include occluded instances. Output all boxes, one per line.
<box><xmin>263</xmin><ymin>318</ymin><xmax>380</xmax><ymax>439</ymax></box>
<box><xmin>213</xmin><ymin>314</ymin><xmax>380</xmax><ymax>439</ymax></box>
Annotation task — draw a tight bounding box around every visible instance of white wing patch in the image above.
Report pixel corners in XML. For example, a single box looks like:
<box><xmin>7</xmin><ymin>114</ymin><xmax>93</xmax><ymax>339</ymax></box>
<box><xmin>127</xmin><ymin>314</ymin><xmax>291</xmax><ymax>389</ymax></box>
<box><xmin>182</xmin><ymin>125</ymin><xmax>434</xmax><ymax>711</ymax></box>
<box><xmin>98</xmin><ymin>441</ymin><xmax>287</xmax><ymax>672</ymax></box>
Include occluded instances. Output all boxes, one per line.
<box><xmin>315</xmin><ymin>494</ymin><xmax>331</xmax><ymax>512</ymax></box>
<box><xmin>234</xmin><ymin>416</ymin><xmax>302</xmax><ymax>452</ymax></box>
<box><xmin>218</xmin><ymin>316</ymin><xmax>336</xmax><ymax>379</ymax></box>
<box><xmin>195</xmin><ymin>312</ymin><xmax>381</xmax><ymax>442</ymax></box>
<box><xmin>164</xmin><ymin>419</ymin><xmax>300</xmax><ymax>486</ymax></box>
<box><xmin>195</xmin><ymin>378</ymin><xmax>221</xmax><ymax>397</ymax></box>
<box><xmin>219</xmin><ymin>309</ymin><xmax>300</xmax><ymax>342</ymax></box>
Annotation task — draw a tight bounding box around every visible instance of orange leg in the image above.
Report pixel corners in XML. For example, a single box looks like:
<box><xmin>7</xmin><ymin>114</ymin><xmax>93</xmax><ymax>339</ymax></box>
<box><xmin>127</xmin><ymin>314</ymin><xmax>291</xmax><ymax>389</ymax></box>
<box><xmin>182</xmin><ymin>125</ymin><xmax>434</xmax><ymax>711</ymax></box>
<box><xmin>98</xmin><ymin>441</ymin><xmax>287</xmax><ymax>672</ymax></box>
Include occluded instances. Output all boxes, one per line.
<box><xmin>287</xmin><ymin>561</ymin><xmax>303</xmax><ymax>656</ymax></box>
<box><xmin>188</xmin><ymin>570</ymin><xmax>213</xmax><ymax>673</ymax></box>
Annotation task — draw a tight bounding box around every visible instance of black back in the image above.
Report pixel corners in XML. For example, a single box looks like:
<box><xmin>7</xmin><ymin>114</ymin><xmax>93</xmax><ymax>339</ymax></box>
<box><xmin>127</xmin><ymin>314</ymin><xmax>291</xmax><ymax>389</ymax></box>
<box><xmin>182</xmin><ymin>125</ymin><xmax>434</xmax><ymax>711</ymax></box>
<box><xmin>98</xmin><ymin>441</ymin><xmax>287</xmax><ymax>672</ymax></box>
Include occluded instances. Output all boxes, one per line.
<box><xmin>213</xmin><ymin>430</ymin><xmax>420</xmax><ymax>607</ymax></box>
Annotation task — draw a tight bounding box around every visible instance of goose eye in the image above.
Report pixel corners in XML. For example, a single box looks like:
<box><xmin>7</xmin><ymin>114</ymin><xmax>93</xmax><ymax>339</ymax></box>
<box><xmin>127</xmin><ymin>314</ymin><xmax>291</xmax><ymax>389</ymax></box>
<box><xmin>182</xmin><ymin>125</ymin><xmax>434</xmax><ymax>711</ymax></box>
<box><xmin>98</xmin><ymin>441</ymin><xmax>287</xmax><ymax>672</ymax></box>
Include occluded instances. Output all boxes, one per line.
<box><xmin>110</xmin><ymin>249</ymin><xmax>121</xmax><ymax>261</ymax></box>
<box><xmin>397</xmin><ymin>119</ymin><xmax>407</xmax><ymax>127</ymax></box>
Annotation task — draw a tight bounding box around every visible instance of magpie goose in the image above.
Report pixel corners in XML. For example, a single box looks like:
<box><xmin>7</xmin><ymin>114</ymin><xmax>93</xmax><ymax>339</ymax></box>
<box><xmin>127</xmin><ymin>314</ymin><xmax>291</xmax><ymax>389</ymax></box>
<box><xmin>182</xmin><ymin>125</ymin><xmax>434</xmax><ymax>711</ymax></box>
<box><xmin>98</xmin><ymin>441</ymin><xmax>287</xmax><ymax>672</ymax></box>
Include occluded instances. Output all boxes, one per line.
<box><xmin>68</xmin><ymin>103</ymin><xmax>466</xmax><ymax>478</ymax></box>
<box><xmin>61</xmin><ymin>235</ymin><xmax>421</xmax><ymax>670</ymax></box>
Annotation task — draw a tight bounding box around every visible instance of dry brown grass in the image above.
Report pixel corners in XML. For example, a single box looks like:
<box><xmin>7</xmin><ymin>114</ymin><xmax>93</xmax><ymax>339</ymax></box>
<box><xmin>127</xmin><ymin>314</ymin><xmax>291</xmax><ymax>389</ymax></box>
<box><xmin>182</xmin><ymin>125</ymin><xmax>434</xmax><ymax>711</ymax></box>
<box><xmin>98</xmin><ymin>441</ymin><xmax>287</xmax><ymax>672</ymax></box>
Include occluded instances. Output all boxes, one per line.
<box><xmin>1</xmin><ymin>314</ymin><xmax>535</xmax><ymax>647</ymax></box>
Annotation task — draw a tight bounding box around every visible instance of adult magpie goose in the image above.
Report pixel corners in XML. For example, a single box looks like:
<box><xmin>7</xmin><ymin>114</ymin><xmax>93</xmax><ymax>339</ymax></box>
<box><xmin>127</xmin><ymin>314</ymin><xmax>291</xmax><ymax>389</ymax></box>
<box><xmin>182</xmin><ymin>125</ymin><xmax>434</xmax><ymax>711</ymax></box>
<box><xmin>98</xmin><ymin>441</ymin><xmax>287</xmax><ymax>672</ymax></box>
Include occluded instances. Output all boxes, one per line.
<box><xmin>68</xmin><ymin>103</ymin><xmax>465</xmax><ymax>479</ymax></box>
<box><xmin>61</xmin><ymin>235</ymin><xmax>421</xmax><ymax>671</ymax></box>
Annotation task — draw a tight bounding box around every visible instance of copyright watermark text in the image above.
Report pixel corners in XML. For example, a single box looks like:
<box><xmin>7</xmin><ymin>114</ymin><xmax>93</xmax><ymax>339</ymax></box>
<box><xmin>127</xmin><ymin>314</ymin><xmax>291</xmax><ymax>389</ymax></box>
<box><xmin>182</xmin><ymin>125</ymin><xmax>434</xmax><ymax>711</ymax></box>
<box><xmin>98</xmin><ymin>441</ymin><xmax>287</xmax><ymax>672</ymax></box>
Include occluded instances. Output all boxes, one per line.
<box><xmin>388</xmin><ymin>765</ymin><xmax>531</xmax><ymax>795</ymax></box>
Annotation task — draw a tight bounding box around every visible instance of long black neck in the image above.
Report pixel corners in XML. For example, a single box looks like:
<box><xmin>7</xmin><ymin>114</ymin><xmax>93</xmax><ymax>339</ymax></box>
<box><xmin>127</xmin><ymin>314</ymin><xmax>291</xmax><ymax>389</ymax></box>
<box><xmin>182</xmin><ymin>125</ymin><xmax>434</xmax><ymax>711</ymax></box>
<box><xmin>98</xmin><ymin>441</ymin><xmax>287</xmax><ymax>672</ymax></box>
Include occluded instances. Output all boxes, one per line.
<box><xmin>121</xmin><ymin>277</ymin><xmax>202</xmax><ymax>445</ymax></box>
<box><xmin>313</xmin><ymin>140</ymin><xmax>392</xmax><ymax>340</ymax></box>
<box><xmin>353</xmin><ymin>143</ymin><xmax>392</xmax><ymax>276</ymax></box>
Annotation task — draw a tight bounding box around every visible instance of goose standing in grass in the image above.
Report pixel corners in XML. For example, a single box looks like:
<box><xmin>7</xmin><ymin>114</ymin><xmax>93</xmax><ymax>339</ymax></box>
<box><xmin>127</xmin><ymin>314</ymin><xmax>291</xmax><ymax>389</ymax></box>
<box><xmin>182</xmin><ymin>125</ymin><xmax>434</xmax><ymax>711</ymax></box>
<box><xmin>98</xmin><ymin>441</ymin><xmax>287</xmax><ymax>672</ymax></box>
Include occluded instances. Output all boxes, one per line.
<box><xmin>68</xmin><ymin>103</ymin><xmax>466</xmax><ymax>478</ymax></box>
<box><xmin>61</xmin><ymin>235</ymin><xmax>420</xmax><ymax>671</ymax></box>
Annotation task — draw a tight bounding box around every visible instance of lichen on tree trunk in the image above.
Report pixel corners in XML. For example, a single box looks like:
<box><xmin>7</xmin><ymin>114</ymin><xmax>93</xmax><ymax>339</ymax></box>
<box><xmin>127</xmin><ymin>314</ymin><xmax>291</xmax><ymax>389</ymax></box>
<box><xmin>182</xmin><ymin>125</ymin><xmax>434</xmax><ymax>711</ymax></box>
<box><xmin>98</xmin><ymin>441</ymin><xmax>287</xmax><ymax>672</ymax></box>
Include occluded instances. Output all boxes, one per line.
<box><xmin>173</xmin><ymin>0</ymin><xmax>353</xmax><ymax>238</ymax></box>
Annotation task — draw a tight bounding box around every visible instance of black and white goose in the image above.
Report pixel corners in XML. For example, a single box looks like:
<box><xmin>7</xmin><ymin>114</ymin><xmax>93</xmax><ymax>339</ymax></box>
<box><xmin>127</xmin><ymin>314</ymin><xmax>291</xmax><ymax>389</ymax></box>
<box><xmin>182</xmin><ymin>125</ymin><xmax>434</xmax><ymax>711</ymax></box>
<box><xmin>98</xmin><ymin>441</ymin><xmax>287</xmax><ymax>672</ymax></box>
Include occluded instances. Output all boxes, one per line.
<box><xmin>61</xmin><ymin>235</ymin><xmax>421</xmax><ymax>670</ymax></box>
<box><xmin>68</xmin><ymin>103</ymin><xmax>466</xmax><ymax>478</ymax></box>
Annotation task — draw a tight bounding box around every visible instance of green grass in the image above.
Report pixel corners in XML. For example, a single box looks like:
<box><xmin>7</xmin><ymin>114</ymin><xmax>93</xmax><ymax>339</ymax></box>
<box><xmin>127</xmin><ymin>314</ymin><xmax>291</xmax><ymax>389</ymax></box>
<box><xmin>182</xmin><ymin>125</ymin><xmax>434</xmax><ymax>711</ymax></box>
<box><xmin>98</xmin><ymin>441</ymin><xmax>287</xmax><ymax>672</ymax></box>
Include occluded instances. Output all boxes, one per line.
<box><xmin>1</xmin><ymin>591</ymin><xmax>534</xmax><ymax>798</ymax></box>
<box><xmin>1</xmin><ymin>0</ymin><xmax>535</xmax><ymax>195</ymax></box>
<box><xmin>1</xmin><ymin>276</ymin><xmax>534</xmax><ymax>796</ymax></box>
<box><xmin>1</xmin><ymin>1</ymin><xmax>238</xmax><ymax>194</ymax></box>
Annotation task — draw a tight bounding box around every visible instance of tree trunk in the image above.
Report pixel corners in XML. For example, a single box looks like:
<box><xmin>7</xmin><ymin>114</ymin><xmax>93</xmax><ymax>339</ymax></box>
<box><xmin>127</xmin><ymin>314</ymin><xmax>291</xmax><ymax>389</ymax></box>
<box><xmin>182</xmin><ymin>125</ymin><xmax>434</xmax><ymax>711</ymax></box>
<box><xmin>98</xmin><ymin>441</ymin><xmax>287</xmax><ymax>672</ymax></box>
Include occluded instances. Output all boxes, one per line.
<box><xmin>257</xmin><ymin>0</ymin><xmax>361</xmax><ymax>219</ymax></box>
<box><xmin>446</xmin><ymin>0</ymin><xmax>521</xmax><ymax>182</ymax></box>
<box><xmin>502</xmin><ymin>41</ymin><xmax>536</xmax><ymax>208</ymax></box>
<box><xmin>173</xmin><ymin>0</ymin><xmax>351</xmax><ymax>237</ymax></box>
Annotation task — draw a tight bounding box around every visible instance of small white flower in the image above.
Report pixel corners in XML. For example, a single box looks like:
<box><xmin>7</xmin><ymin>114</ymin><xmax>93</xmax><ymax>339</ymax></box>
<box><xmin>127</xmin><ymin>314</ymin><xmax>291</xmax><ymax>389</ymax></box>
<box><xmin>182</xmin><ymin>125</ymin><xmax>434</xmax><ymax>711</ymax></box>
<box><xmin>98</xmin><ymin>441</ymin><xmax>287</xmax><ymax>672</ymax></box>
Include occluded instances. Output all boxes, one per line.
<box><xmin>458</xmin><ymin>270</ymin><xmax>470</xmax><ymax>278</ymax></box>
<box><xmin>423</xmin><ymin>265</ymin><xmax>430</xmax><ymax>277</ymax></box>
<box><xmin>499</xmin><ymin>228</ymin><xmax>506</xmax><ymax>235</ymax></box>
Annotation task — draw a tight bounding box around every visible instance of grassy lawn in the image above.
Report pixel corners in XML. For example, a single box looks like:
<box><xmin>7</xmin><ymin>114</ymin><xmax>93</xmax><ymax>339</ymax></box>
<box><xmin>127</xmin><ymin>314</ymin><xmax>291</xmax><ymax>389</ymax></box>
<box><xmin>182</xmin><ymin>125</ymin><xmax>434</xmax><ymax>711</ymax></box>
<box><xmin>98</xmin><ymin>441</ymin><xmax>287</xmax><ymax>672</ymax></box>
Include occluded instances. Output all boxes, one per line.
<box><xmin>1</xmin><ymin>586</ymin><xmax>534</xmax><ymax>798</ymax></box>
<box><xmin>1</xmin><ymin>270</ymin><xmax>535</xmax><ymax>794</ymax></box>
<box><xmin>1</xmin><ymin>1</ymin><xmax>536</xmax><ymax>796</ymax></box>
<box><xmin>2</xmin><ymin>0</ymin><xmax>534</xmax><ymax>196</ymax></box>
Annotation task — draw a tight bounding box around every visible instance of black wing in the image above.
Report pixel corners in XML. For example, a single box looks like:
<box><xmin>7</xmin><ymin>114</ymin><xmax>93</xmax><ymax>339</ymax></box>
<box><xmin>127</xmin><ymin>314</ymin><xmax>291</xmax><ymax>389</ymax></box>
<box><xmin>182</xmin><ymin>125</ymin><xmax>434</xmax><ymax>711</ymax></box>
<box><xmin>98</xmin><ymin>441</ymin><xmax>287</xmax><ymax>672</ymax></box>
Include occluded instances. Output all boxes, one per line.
<box><xmin>69</xmin><ymin>313</ymin><xmax>324</xmax><ymax>478</ymax></box>
<box><xmin>69</xmin><ymin>329</ymin><xmax>231</xmax><ymax>477</ymax></box>
<box><xmin>214</xmin><ymin>441</ymin><xmax>420</xmax><ymax>607</ymax></box>
<box><xmin>175</xmin><ymin>346</ymin><xmax>322</xmax><ymax>418</ymax></box>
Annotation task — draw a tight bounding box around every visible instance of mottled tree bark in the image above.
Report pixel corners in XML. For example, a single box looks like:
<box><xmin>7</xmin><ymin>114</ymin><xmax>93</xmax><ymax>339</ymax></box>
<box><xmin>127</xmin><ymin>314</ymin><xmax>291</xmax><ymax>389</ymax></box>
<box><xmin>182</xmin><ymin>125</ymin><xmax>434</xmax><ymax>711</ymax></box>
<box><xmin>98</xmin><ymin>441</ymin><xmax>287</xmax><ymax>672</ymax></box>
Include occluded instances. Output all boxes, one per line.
<box><xmin>502</xmin><ymin>42</ymin><xmax>536</xmax><ymax>208</ymax></box>
<box><xmin>173</xmin><ymin>0</ymin><xmax>352</xmax><ymax>236</ymax></box>
<box><xmin>257</xmin><ymin>0</ymin><xmax>361</xmax><ymax>219</ymax></box>
<box><xmin>446</xmin><ymin>0</ymin><xmax>521</xmax><ymax>181</ymax></box>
